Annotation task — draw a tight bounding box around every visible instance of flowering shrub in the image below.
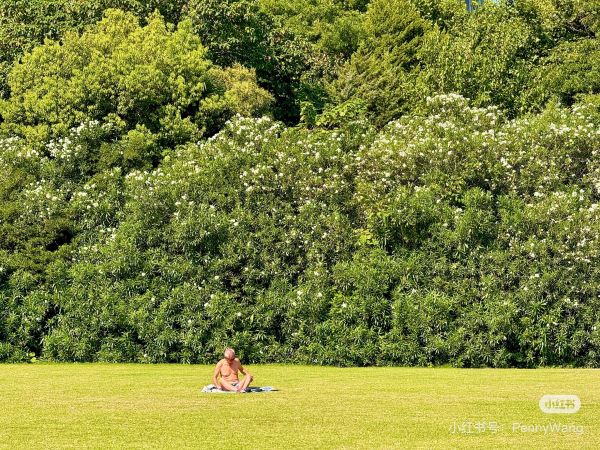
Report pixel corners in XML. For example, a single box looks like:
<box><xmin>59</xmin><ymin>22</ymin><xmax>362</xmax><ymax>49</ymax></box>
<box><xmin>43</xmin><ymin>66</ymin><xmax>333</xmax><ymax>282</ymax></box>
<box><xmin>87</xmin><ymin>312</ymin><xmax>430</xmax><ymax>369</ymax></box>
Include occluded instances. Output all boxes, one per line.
<box><xmin>1</xmin><ymin>92</ymin><xmax>600</xmax><ymax>366</ymax></box>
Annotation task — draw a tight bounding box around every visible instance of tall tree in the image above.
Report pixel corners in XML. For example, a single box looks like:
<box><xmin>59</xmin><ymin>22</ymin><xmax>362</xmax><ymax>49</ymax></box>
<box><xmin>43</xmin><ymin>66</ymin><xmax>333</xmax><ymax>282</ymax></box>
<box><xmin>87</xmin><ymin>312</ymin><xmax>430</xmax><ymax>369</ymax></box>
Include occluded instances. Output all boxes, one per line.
<box><xmin>184</xmin><ymin>0</ymin><xmax>323</xmax><ymax>124</ymax></box>
<box><xmin>331</xmin><ymin>0</ymin><xmax>430</xmax><ymax>127</ymax></box>
<box><xmin>0</xmin><ymin>0</ymin><xmax>187</xmax><ymax>99</ymax></box>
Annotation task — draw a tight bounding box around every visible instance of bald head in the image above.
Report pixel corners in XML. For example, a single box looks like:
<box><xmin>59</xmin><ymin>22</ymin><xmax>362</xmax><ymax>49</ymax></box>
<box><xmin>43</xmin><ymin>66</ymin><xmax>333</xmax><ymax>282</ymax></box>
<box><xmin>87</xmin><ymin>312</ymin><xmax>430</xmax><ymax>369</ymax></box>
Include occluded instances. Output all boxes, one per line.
<box><xmin>224</xmin><ymin>348</ymin><xmax>235</xmax><ymax>360</ymax></box>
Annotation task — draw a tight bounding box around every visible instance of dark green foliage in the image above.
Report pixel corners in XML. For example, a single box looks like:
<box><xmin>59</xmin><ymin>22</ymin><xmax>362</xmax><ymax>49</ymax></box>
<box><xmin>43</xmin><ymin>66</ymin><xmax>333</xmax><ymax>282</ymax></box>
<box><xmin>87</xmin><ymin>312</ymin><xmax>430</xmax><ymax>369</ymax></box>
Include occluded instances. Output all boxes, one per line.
<box><xmin>1</xmin><ymin>1</ymin><xmax>600</xmax><ymax>367</ymax></box>
<box><xmin>329</xmin><ymin>0</ymin><xmax>599</xmax><ymax>125</ymax></box>
<box><xmin>331</xmin><ymin>0</ymin><xmax>430</xmax><ymax>127</ymax></box>
<box><xmin>3</xmin><ymin>94</ymin><xmax>600</xmax><ymax>366</ymax></box>
<box><xmin>259</xmin><ymin>0</ymin><xmax>367</xmax><ymax>60</ymax></box>
<box><xmin>524</xmin><ymin>37</ymin><xmax>600</xmax><ymax>108</ymax></box>
<box><xmin>415</xmin><ymin>0</ymin><xmax>599</xmax><ymax>117</ymax></box>
<box><xmin>184</xmin><ymin>0</ymin><xmax>321</xmax><ymax>124</ymax></box>
<box><xmin>417</xmin><ymin>5</ymin><xmax>539</xmax><ymax>117</ymax></box>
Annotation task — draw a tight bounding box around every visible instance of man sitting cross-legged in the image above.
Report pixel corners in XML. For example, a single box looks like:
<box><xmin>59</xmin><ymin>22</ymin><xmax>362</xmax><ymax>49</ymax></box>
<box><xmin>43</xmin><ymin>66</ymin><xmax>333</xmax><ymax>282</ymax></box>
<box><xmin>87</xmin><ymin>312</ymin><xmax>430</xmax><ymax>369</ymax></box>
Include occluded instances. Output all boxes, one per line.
<box><xmin>212</xmin><ymin>348</ymin><xmax>253</xmax><ymax>393</ymax></box>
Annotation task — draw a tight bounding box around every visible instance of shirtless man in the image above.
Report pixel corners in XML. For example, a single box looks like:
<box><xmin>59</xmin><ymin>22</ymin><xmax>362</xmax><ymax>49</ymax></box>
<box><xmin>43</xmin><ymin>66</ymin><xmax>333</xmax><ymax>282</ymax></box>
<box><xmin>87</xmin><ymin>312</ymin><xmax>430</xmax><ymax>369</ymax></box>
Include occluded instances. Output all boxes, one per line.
<box><xmin>212</xmin><ymin>348</ymin><xmax>253</xmax><ymax>393</ymax></box>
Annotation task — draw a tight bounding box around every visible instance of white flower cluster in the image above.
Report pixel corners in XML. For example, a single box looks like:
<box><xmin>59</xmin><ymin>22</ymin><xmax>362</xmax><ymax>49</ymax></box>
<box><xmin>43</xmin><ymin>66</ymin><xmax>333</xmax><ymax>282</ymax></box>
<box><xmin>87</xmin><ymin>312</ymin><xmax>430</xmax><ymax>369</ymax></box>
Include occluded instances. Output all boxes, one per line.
<box><xmin>20</xmin><ymin>180</ymin><xmax>68</xmax><ymax>220</ymax></box>
<box><xmin>46</xmin><ymin>120</ymin><xmax>100</xmax><ymax>162</ymax></box>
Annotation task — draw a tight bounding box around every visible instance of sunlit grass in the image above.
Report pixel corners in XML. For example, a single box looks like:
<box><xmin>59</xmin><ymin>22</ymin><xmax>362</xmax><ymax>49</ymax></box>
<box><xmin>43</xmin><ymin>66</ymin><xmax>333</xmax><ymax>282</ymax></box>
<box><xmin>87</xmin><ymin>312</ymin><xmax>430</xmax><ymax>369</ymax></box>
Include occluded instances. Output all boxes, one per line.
<box><xmin>1</xmin><ymin>364</ymin><xmax>598</xmax><ymax>449</ymax></box>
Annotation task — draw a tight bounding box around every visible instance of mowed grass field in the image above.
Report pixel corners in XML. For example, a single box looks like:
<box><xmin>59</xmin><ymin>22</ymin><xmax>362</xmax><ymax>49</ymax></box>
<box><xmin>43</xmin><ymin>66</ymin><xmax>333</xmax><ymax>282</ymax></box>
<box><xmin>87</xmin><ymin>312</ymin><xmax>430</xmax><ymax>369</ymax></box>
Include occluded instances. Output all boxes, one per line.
<box><xmin>0</xmin><ymin>364</ymin><xmax>598</xmax><ymax>449</ymax></box>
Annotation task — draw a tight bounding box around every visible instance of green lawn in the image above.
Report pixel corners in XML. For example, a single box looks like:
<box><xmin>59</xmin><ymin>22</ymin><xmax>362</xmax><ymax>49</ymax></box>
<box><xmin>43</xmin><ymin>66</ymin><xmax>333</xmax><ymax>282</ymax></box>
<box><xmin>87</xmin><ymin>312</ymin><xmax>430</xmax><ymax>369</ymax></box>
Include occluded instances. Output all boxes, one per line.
<box><xmin>0</xmin><ymin>364</ymin><xmax>598</xmax><ymax>449</ymax></box>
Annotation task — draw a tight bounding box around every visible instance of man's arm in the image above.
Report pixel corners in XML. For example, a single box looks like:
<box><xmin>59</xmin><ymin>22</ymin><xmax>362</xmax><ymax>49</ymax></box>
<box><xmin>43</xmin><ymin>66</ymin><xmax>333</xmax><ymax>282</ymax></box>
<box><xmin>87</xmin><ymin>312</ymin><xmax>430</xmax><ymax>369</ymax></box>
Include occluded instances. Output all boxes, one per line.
<box><xmin>212</xmin><ymin>360</ymin><xmax>222</xmax><ymax>388</ymax></box>
<box><xmin>239</xmin><ymin>362</ymin><xmax>253</xmax><ymax>379</ymax></box>
<box><xmin>237</xmin><ymin>361</ymin><xmax>254</xmax><ymax>392</ymax></box>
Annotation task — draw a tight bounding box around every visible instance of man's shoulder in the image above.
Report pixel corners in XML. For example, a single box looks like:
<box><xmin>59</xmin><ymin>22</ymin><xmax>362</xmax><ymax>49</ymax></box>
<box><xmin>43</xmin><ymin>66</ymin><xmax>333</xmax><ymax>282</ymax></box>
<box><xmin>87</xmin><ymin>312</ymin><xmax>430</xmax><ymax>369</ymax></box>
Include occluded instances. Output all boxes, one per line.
<box><xmin>216</xmin><ymin>358</ymin><xmax>226</xmax><ymax>365</ymax></box>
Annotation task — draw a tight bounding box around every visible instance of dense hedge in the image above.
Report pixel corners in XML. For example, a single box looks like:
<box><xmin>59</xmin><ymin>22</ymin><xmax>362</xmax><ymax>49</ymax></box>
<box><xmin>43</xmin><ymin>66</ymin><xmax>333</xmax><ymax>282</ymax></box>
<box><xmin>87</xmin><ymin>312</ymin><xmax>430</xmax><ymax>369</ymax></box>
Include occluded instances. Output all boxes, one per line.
<box><xmin>1</xmin><ymin>94</ymin><xmax>600</xmax><ymax>366</ymax></box>
<box><xmin>0</xmin><ymin>1</ymin><xmax>599</xmax><ymax>366</ymax></box>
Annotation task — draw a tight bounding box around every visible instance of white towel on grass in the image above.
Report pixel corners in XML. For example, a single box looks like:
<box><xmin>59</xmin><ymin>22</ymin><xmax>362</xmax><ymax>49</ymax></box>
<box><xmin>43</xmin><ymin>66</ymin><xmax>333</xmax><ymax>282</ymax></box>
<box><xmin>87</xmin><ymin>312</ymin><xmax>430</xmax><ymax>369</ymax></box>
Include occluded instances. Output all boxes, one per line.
<box><xmin>201</xmin><ymin>384</ymin><xmax>277</xmax><ymax>393</ymax></box>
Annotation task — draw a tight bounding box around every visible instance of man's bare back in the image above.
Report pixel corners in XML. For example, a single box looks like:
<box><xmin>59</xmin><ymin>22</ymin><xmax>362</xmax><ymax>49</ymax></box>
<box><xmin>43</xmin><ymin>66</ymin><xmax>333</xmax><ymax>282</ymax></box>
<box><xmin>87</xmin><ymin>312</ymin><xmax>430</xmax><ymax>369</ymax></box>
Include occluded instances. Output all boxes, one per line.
<box><xmin>212</xmin><ymin>348</ymin><xmax>253</xmax><ymax>392</ymax></box>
